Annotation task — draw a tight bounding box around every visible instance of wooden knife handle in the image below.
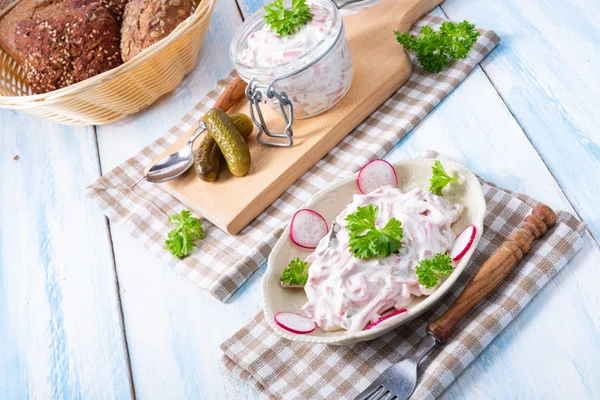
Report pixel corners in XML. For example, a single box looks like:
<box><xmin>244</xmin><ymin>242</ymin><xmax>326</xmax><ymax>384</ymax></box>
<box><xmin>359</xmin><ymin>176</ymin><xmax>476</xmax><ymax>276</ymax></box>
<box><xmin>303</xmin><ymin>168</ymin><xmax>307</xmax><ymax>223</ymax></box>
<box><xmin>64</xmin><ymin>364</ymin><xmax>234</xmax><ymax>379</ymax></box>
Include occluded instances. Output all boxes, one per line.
<box><xmin>211</xmin><ymin>76</ymin><xmax>247</xmax><ymax>113</ymax></box>
<box><xmin>188</xmin><ymin>77</ymin><xmax>247</xmax><ymax>142</ymax></box>
<box><xmin>426</xmin><ymin>205</ymin><xmax>557</xmax><ymax>344</ymax></box>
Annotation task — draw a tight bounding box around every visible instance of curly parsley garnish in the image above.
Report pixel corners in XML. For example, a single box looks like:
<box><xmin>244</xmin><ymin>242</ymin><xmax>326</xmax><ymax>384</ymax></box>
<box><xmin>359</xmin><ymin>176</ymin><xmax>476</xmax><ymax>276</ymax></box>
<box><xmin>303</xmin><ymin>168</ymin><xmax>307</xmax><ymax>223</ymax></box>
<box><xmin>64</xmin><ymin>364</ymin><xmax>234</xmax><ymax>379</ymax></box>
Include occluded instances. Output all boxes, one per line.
<box><xmin>395</xmin><ymin>21</ymin><xmax>480</xmax><ymax>73</ymax></box>
<box><xmin>165</xmin><ymin>210</ymin><xmax>206</xmax><ymax>259</ymax></box>
<box><xmin>345</xmin><ymin>204</ymin><xmax>403</xmax><ymax>259</ymax></box>
<box><xmin>429</xmin><ymin>160</ymin><xmax>458</xmax><ymax>196</ymax></box>
<box><xmin>415</xmin><ymin>253</ymin><xmax>453</xmax><ymax>289</ymax></box>
<box><xmin>280</xmin><ymin>258</ymin><xmax>309</xmax><ymax>286</ymax></box>
<box><xmin>264</xmin><ymin>0</ymin><xmax>313</xmax><ymax>37</ymax></box>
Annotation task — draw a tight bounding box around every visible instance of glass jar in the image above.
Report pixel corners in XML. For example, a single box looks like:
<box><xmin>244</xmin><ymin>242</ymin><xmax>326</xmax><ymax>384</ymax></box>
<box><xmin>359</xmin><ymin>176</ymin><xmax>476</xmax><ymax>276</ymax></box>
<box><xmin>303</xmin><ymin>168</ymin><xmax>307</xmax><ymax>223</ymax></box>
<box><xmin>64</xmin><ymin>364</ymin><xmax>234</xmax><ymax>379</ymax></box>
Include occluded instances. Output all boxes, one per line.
<box><xmin>229</xmin><ymin>0</ymin><xmax>354</xmax><ymax>146</ymax></box>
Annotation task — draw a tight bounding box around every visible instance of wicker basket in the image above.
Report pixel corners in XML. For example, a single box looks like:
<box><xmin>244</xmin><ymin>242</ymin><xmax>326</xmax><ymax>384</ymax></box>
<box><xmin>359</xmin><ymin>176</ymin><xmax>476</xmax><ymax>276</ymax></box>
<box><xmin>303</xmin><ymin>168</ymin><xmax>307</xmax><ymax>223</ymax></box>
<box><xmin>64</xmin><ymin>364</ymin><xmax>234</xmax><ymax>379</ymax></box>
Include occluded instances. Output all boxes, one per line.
<box><xmin>0</xmin><ymin>0</ymin><xmax>216</xmax><ymax>125</ymax></box>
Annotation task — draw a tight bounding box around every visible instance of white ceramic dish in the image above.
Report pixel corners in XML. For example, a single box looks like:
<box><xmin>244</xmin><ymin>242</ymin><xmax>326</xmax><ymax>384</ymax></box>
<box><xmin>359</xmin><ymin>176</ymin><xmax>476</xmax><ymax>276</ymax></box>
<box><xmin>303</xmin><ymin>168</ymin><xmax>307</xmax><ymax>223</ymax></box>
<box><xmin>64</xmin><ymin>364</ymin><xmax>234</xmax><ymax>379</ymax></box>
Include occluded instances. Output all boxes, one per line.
<box><xmin>262</xmin><ymin>158</ymin><xmax>486</xmax><ymax>345</ymax></box>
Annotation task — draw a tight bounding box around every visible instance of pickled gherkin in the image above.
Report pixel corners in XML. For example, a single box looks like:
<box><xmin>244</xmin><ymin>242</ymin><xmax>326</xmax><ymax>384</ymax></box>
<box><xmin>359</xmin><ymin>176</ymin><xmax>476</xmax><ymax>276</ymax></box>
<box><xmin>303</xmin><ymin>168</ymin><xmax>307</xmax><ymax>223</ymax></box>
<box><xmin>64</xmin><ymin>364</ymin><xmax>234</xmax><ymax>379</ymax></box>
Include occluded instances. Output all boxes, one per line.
<box><xmin>228</xmin><ymin>113</ymin><xmax>253</xmax><ymax>140</ymax></box>
<box><xmin>195</xmin><ymin>110</ymin><xmax>253</xmax><ymax>181</ymax></box>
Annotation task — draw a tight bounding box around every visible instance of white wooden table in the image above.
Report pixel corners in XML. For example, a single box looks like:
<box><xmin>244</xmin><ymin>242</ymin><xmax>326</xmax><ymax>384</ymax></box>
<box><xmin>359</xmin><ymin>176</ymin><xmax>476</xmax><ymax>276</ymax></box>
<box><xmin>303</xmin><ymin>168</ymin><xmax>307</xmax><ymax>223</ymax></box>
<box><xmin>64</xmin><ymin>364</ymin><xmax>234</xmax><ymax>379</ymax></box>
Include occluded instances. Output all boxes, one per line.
<box><xmin>2</xmin><ymin>0</ymin><xmax>600</xmax><ymax>398</ymax></box>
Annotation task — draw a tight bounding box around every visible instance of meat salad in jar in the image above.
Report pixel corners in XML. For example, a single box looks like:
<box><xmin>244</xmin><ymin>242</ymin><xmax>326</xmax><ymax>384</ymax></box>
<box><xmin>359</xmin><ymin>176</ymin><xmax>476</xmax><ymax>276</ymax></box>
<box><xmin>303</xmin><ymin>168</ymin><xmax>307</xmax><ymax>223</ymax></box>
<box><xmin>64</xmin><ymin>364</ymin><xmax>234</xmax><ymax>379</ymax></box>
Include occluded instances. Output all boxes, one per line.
<box><xmin>230</xmin><ymin>0</ymin><xmax>354</xmax><ymax>145</ymax></box>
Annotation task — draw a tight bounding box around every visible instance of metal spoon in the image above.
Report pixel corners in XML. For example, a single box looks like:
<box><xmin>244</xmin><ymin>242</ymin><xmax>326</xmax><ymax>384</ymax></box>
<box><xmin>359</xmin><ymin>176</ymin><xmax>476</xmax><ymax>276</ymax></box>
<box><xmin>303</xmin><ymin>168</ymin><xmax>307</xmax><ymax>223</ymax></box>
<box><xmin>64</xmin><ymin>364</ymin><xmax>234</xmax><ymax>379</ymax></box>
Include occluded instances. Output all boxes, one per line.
<box><xmin>144</xmin><ymin>123</ymin><xmax>207</xmax><ymax>183</ymax></box>
<box><xmin>133</xmin><ymin>77</ymin><xmax>248</xmax><ymax>187</ymax></box>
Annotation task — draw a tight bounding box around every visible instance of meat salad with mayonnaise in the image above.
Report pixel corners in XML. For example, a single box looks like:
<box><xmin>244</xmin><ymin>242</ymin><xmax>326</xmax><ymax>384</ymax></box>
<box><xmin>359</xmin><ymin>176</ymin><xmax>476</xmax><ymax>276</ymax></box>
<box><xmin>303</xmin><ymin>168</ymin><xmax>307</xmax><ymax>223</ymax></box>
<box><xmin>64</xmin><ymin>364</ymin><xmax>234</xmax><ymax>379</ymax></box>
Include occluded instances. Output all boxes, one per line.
<box><xmin>302</xmin><ymin>186</ymin><xmax>462</xmax><ymax>332</ymax></box>
<box><xmin>276</xmin><ymin>160</ymin><xmax>477</xmax><ymax>335</ymax></box>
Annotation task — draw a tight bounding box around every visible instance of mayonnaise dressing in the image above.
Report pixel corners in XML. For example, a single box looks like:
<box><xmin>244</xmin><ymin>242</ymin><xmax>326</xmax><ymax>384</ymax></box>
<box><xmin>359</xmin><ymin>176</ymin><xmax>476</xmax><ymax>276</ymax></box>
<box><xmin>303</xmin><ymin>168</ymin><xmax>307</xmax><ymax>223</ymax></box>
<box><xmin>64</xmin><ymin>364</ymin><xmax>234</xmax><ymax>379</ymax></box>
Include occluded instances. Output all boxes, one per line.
<box><xmin>240</xmin><ymin>4</ymin><xmax>333</xmax><ymax>68</ymax></box>
<box><xmin>238</xmin><ymin>1</ymin><xmax>353</xmax><ymax>118</ymax></box>
<box><xmin>302</xmin><ymin>186</ymin><xmax>463</xmax><ymax>332</ymax></box>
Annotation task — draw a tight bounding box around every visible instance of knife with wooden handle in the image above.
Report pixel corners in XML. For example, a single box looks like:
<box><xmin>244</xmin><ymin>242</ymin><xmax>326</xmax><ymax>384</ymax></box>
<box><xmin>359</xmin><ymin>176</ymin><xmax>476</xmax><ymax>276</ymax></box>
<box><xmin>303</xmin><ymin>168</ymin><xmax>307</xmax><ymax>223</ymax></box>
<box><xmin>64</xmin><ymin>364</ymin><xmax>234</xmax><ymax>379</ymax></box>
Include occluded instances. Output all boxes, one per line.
<box><xmin>209</xmin><ymin>76</ymin><xmax>248</xmax><ymax>117</ymax></box>
<box><xmin>427</xmin><ymin>204</ymin><xmax>557</xmax><ymax>343</ymax></box>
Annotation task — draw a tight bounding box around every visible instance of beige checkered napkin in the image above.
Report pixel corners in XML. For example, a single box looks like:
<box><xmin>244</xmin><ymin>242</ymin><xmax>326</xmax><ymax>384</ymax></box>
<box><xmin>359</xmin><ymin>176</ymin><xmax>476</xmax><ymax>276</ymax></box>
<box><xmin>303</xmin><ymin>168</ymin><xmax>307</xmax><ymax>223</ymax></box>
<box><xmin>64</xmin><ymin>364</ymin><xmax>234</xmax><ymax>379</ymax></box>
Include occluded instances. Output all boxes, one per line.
<box><xmin>85</xmin><ymin>15</ymin><xmax>500</xmax><ymax>302</ymax></box>
<box><xmin>220</xmin><ymin>179</ymin><xmax>586</xmax><ymax>399</ymax></box>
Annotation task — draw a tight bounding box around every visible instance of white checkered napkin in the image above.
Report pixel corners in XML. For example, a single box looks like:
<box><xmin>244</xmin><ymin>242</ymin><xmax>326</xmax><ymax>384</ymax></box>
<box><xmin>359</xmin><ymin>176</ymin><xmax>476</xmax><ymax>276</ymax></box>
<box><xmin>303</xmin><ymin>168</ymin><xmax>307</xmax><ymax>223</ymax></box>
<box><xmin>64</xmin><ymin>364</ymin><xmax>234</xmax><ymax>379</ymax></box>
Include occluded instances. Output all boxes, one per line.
<box><xmin>220</xmin><ymin>182</ymin><xmax>586</xmax><ymax>400</ymax></box>
<box><xmin>85</xmin><ymin>15</ymin><xmax>501</xmax><ymax>302</ymax></box>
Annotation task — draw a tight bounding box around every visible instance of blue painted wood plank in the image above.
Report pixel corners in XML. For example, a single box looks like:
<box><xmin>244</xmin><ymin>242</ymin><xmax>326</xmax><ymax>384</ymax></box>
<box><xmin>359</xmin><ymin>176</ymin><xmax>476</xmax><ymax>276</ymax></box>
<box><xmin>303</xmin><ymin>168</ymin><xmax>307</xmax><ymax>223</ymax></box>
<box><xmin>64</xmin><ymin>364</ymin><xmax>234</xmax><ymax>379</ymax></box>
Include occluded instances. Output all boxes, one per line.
<box><xmin>227</xmin><ymin>2</ymin><xmax>600</xmax><ymax>398</ymax></box>
<box><xmin>94</xmin><ymin>0</ymin><xmax>260</xmax><ymax>398</ymax></box>
<box><xmin>385</xmin><ymin>64</ymin><xmax>600</xmax><ymax>400</ymax></box>
<box><xmin>92</xmin><ymin>0</ymin><xmax>600</xmax><ymax>398</ymax></box>
<box><xmin>0</xmin><ymin>112</ymin><xmax>132</xmax><ymax>399</ymax></box>
<box><xmin>236</xmin><ymin>0</ymin><xmax>264</xmax><ymax>18</ymax></box>
<box><xmin>440</xmin><ymin>0</ymin><xmax>600</xmax><ymax>242</ymax></box>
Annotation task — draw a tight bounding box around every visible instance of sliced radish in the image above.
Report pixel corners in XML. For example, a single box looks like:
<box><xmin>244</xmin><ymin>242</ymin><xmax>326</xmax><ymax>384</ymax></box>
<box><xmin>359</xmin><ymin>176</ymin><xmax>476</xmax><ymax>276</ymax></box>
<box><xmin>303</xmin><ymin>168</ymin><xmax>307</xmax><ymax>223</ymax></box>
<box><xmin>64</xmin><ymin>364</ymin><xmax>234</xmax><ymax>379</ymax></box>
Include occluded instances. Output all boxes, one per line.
<box><xmin>274</xmin><ymin>312</ymin><xmax>316</xmax><ymax>334</ymax></box>
<box><xmin>289</xmin><ymin>209</ymin><xmax>328</xmax><ymax>249</ymax></box>
<box><xmin>365</xmin><ymin>308</ymin><xmax>407</xmax><ymax>330</ymax></box>
<box><xmin>357</xmin><ymin>159</ymin><xmax>398</xmax><ymax>194</ymax></box>
<box><xmin>450</xmin><ymin>225</ymin><xmax>477</xmax><ymax>261</ymax></box>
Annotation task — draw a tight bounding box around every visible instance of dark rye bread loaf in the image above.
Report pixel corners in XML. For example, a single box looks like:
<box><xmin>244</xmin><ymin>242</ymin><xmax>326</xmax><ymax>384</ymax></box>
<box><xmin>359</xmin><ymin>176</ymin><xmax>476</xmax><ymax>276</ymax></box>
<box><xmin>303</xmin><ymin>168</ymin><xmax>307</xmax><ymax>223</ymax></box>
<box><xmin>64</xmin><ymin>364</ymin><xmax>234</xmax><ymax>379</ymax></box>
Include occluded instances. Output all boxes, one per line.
<box><xmin>15</xmin><ymin>1</ymin><xmax>123</xmax><ymax>94</ymax></box>
<box><xmin>0</xmin><ymin>0</ymin><xmax>64</xmax><ymax>63</ymax></box>
<box><xmin>120</xmin><ymin>0</ymin><xmax>193</xmax><ymax>62</ymax></box>
<box><xmin>97</xmin><ymin>0</ymin><xmax>127</xmax><ymax>24</ymax></box>
<box><xmin>0</xmin><ymin>0</ymin><xmax>127</xmax><ymax>64</ymax></box>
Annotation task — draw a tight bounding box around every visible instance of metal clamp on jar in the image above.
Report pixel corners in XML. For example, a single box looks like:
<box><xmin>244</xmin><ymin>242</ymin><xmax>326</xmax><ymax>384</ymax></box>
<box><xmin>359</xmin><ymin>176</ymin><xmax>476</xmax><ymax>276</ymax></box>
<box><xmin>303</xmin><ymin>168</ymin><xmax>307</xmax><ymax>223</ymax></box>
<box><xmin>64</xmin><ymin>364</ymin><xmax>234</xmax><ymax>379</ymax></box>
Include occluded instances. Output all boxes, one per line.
<box><xmin>230</xmin><ymin>0</ymin><xmax>354</xmax><ymax>147</ymax></box>
<box><xmin>245</xmin><ymin>78</ymin><xmax>294</xmax><ymax>147</ymax></box>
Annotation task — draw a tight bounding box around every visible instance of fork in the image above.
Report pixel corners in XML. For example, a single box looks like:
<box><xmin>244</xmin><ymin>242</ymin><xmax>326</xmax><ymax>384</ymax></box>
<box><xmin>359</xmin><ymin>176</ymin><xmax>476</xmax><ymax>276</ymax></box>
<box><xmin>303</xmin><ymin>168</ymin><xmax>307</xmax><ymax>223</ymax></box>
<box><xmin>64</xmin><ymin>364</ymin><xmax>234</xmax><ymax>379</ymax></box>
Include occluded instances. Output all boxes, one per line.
<box><xmin>355</xmin><ymin>205</ymin><xmax>556</xmax><ymax>400</ymax></box>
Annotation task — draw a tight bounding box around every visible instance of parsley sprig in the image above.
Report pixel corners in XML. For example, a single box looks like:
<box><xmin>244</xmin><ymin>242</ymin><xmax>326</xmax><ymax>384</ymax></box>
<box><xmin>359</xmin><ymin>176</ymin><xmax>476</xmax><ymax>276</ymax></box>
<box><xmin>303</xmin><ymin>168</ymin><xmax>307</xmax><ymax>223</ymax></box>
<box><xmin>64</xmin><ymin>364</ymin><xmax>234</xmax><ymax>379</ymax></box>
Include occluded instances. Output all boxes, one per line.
<box><xmin>165</xmin><ymin>210</ymin><xmax>206</xmax><ymax>259</ymax></box>
<box><xmin>264</xmin><ymin>0</ymin><xmax>313</xmax><ymax>37</ymax></box>
<box><xmin>415</xmin><ymin>253</ymin><xmax>453</xmax><ymax>289</ymax></box>
<box><xmin>345</xmin><ymin>204</ymin><xmax>403</xmax><ymax>259</ymax></box>
<box><xmin>280</xmin><ymin>258</ymin><xmax>309</xmax><ymax>286</ymax></box>
<box><xmin>429</xmin><ymin>160</ymin><xmax>458</xmax><ymax>196</ymax></box>
<box><xmin>395</xmin><ymin>21</ymin><xmax>480</xmax><ymax>73</ymax></box>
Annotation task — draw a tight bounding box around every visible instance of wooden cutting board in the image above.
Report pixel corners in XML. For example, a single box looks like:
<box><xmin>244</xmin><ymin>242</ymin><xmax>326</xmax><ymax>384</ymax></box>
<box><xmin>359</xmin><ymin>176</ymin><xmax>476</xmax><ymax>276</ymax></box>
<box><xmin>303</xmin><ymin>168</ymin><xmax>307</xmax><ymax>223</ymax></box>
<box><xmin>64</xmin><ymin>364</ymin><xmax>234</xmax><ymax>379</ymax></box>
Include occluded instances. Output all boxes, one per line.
<box><xmin>150</xmin><ymin>0</ymin><xmax>442</xmax><ymax>234</ymax></box>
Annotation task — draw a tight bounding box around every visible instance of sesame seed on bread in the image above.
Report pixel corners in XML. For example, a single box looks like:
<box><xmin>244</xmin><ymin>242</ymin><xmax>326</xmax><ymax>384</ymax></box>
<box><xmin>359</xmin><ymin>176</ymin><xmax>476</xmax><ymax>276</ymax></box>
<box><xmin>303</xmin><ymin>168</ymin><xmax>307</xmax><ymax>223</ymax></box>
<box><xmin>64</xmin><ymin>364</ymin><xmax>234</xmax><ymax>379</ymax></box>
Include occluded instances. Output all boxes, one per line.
<box><xmin>14</xmin><ymin>1</ymin><xmax>123</xmax><ymax>94</ymax></box>
<box><xmin>120</xmin><ymin>0</ymin><xmax>193</xmax><ymax>62</ymax></box>
<box><xmin>0</xmin><ymin>0</ymin><xmax>127</xmax><ymax>64</ymax></box>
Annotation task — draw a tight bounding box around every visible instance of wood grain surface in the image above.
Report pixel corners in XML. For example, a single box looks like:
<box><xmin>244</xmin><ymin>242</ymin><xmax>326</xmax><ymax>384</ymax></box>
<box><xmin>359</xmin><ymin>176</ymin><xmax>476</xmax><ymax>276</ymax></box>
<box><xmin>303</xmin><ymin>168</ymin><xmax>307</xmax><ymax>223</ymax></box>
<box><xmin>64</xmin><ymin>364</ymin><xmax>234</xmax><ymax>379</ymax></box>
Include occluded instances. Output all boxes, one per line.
<box><xmin>150</xmin><ymin>0</ymin><xmax>441</xmax><ymax>235</ymax></box>
<box><xmin>1</xmin><ymin>0</ymin><xmax>600</xmax><ymax>399</ymax></box>
<box><xmin>212</xmin><ymin>76</ymin><xmax>248</xmax><ymax>113</ymax></box>
<box><xmin>0</xmin><ymin>116</ymin><xmax>132</xmax><ymax>398</ymax></box>
<box><xmin>441</xmin><ymin>0</ymin><xmax>600</xmax><ymax>242</ymax></box>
